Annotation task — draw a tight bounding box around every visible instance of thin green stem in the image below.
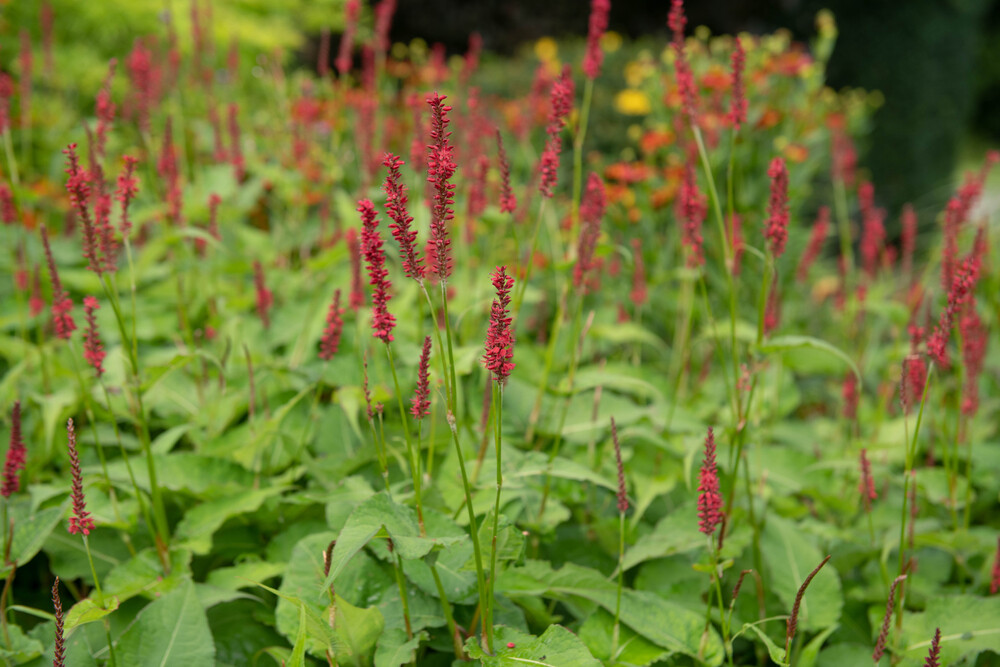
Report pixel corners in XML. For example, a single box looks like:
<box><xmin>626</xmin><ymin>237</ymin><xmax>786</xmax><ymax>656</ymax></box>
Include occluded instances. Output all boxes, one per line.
<box><xmin>486</xmin><ymin>383</ymin><xmax>504</xmax><ymax>649</ymax></box>
<box><xmin>385</xmin><ymin>343</ymin><xmax>425</xmax><ymax>533</ymax></box>
<box><xmin>611</xmin><ymin>510</ymin><xmax>625</xmax><ymax>659</ymax></box>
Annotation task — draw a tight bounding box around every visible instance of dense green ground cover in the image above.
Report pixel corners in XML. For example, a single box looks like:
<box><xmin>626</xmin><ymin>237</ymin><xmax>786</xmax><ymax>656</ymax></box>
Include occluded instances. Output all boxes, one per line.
<box><xmin>0</xmin><ymin>1</ymin><xmax>998</xmax><ymax>665</ymax></box>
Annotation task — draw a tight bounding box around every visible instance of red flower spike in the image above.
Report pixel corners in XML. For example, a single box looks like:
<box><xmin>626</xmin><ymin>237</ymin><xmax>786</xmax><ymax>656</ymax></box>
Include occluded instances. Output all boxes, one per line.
<box><xmin>228</xmin><ymin>103</ymin><xmax>245</xmax><ymax>182</ymax></box>
<box><xmin>960</xmin><ymin>302</ymin><xmax>986</xmax><ymax>417</ymax></box>
<box><xmin>29</xmin><ymin>265</ymin><xmax>44</xmax><ymax>317</ymax></box>
<box><xmin>872</xmin><ymin>575</ymin><xmax>906</xmax><ymax>663</ymax></box>
<box><xmin>927</xmin><ymin>255</ymin><xmax>980</xmax><ymax>365</ymax></box>
<box><xmin>765</xmin><ymin>157</ymin><xmax>789</xmax><ymax>258</ymax></box>
<box><xmin>82</xmin><ymin>296</ymin><xmax>105</xmax><ymax>377</ymax></box>
<box><xmin>115</xmin><ymin>155</ymin><xmax>139</xmax><ymax>238</ymax></box>
<box><xmin>126</xmin><ymin>39</ymin><xmax>158</xmax><ymax>132</ymax></box>
<box><xmin>346</xmin><ymin>228</ymin><xmax>365</xmax><ymax>311</ymax></box>
<box><xmin>842</xmin><ymin>372</ymin><xmax>858</xmax><ymax>420</ymax></box>
<box><xmin>41</xmin><ymin>225</ymin><xmax>76</xmax><ymax>340</ymax></box>
<box><xmin>859</xmin><ymin>448</ymin><xmax>876</xmax><ymax>512</ymax></box>
<box><xmin>901</xmin><ymin>347</ymin><xmax>927</xmax><ymax>415</ymax></box>
<box><xmin>668</xmin><ymin>0</ymin><xmax>698</xmax><ymax>125</ymax></box>
<box><xmin>63</xmin><ymin>144</ymin><xmax>101</xmax><ymax>274</ymax></box>
<box><xmin>797</xmin><ymin>206</ymin><xmax>829</xmax><ymax>283</ymax></box>
<box><xmin>729</xmin><ymin>37</ymin><xmax>747</xmax><ymax>129</ymax></box>
<box><xmin>358</xmin><ymin>199</ymin><xmax>396</xmax><ymax>343</ymax></box>
<box><xmin>66</xmin><ymin>418</ymin><xmax>95</xmax><ymax>536</ymax></box>
<box><xmin>337</xmin><ymin>0</ymin><xmax>360</xmax><ymax>75</ymax></box>
<box><xmin>697</xmin><ymin>427</ymin><xmax>722</xmax><ymax>535</ymax></box>
<box><xmin>539</xmin><ymin>66</ymin><xmax>575</xmax><ymax>198</ymax></box>
<box><xmin>574</xmin><ymin>172</ymin><xmax>606</xmax><ymax>291</ymax></box>
<box><xmin>2</xmin><ymin>401</ymin><xmax>26</xmax><ymax>498</ymax></box>
<box><xmin>426</xmin><ymin>94</ymin><xmax>456</xmax><ymax>281</ymax></box>
<box><xmin>158</xmin><ymin>118</ymin><xmax>183</xmax><ymax>225</ymax></box>
<box><xmin>858</xmin><ymin>182</ymin><xmax>886</xmax><ymax>279</ymax></box>
<box><xmin>52</xmin><ymin>577</ymin><xmax>66</xmax><ymax>667</ymax></box>
<box><xmin>0</xmin><ymin>73</ymin><xmax>12</xmax><ymax>134</ymax></box>
<box><xmin>630</xmin><ymin>238</ymin><xmax>648</xmax><ymax>307</ymax></box>
<box><xmin>483</xmin><ymin>266</ymin><xmax>515</xmax><ymax>385</ymax></box>
<box><xmin>582</xmin><ymin>0</ymin><xmax>611</xmax><ymax>80</ymax></box>
<box><xmin>611</xmin><ymin>417</ymin><xmax>628</xmax><ymax>513</ymax></box>
<box><xmin>678</xmin><ymin>159</ymin><xmax>706</xmax><ymax>267</ymax></box>
<box><xmin>382</xmin><ymin>153</ymin><xmax>424</xmax><ymax>280</ymax></box>
<box><xmin>411</xmin><ymin>336</ymin><xmax>432</xmax><ymax>419</ymax></box>
<box><xmin>990</xmin><ymin>537</ymin><xmax>1000</xmax><ymax>595</ymax></box>
<box><xmin>0</xmin><ymin>183</ymin><xmax>16</xmax><ymax>225</ymax></box>
<box><xmin>496</xmin><ymin>130</ymin><xmax>517</xmax><ymax>214</ymax></box>
<box><xmin>319</xmin><ymin>289</ymin><xmax>344</xmax><ymax>361</ymax></box>
<box><xmin>95</xmin><ymin>59</ymin><xmax>117</xmax><ymax>158</ymax></box>
<box><xmin>923</xmin><ymin>628</ymin><xmax>941</xmax><ymax>667</ymax></box>
<box><xmin>253</xmin><ymin>261</ymin><xmax>273</xmax><ymax>330</ymax></box>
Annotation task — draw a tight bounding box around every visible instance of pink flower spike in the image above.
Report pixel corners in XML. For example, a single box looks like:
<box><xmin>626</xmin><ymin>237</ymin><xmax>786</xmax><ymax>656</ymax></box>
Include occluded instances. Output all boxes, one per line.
<box><xmin>496</xmin><ymin>130</ymin><xmax>517</xmax><ymax>214</ymax></box>
<box><xmin>582</xmin><ymin>0</ymin><xmax>611</xmax><ymax>80</ymax></box>
<box><xmin>382</xmin><ymin>153</ymin><xmax>424</xmax><ymax>281</ymax></box>
<box><xmin>66</xmin><ymin>418</ymin><xmax>95</xmax><ymax>536</ymax></box>
<box><xmin>574</xmin><ymin>172</ymin><xmax>605</xmax><ymax>291</ymax></box>
<box><xmin>668</xmin><ymin>0</ymin><xmax>698</xmax><ymax>125</ymax></box>
<box><xmin>346</xmin><ymin>228</ymin><xmax>365</xmax><ymax>311</ymax></box>
<box><xmin>0</xmin><ymin>183</ymin><xmax>17</xmax><ymax>225</ymax></box>
<box><xmin>358</xmin><ymin>199</ymin><xmax>396</xmax><ymax>343</ymax></box>
<box><xmin>990</xmin><ymin>537</ymin><xmax>1000</xmax><ymax>595</ymax></box>
<box><xmin>41</xmin><ymin>225</ymin><xmax>76</xmax><ymax>340</ymax></box>
<box><xmin>796</xmin><ymin>206</ymin><xmax>829</xmax><ymax>283</ymax></box>
<box><xmin>115</xmin><ymin>155</ymin><xmax>139</xmax><ymax>238</ymax></box>
<box><xmin>873</xmin><ymin>575</ymin><xmax>906</xmax><ymax>663</ymax></box>
<box><xmin>539</xmin><ymin>65</ymin><xmax>575</xmax><ymax>198</ymax></box>
<box><xmin>927</xmin><ymin>255</ymin><xmax>980</xmax><ymax>365</ymax></box>
<box><xmin>253</xmin><ymin>261</ymin><xmax>273</xmax><ymax>330</ymax></box>
<box><xmin>483</xmin><ymin>266</ymin><xmax>515</xmax><ymax>385</ymax></box>
<box><xmin>319</xmin><ymin>289</ymin><xmax>344</xmax><ymax>361</ymax></box>
<box><xmin>698</xmin><ymin>427</ymin><xmax>722</xmax><ymax>535</ymax></box>
<box><xmin>678</xmin><ymin>159</ymin><xmax>706</xmax><ymax>267</ymax></box>
<box><xmin>765</xmin><ymin>157</ymin><xmax>789</xmax><ymax>258</ymax></box>
<box><xmin>729</xmin><ymin>37</ymin><xmax>747</xmax><ymax>129</ymax></box>
<box><xmin>426</xmin><ymin>94</ymin><xmax>456</xmax><ymax>281</ymax></box>
<box><xmin>859</xmin><ymin>448</ymin><xmax>876</xmax><ymax>512</ymax></box>
<box><xmin>63</xmin><ymin>143</ymin><xmax>101</xmax><ymax>274</ymax></box>
<box><xmin>411</xmin><ymin>336</ymin><xmax>432</xmax><ymax>419</ymax></box>
<box><xmin>842</xmin><ymin>372</ymin><xmax>858</xmax><ymax>420</ymax></box>
<box><xmin>2</xmin><ymin>401</ymin><xmax>26</xmax><ymax>498</ymax></box>
<box><xmin>82</xmin><ymin>297</ymin><xmax>106</xmax><ymax>378</ymax></box>
<box><xmin>924</xmin><ymin>628</ymin><xmax>941</xmax><ymax>667</ymax></box>
<box><xmin>630</xmin><ymin>238</ymin><xmax>647</xmax><ymax>307</ymax></box>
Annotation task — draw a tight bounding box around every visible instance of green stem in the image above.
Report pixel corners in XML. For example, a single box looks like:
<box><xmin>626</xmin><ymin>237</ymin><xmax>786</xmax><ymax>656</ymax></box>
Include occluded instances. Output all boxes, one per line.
<box><xmin>385</xmin><ymin>343</ymin><xmax>425</xmax><ymax>533</ymax></box>
<box><xmin>429</xmin><ymin>552</ymin><xmax>464</xmax><ymax>659</ymax></box>
<box><xmin>440</xmin><ymin>282</ymin><xmax>460</xmax><ymax>420</ymax></box>
<box><xmin>611</xmin><ymin>510</ymin><xmax>625</xmax><ymax>659</ymax></box>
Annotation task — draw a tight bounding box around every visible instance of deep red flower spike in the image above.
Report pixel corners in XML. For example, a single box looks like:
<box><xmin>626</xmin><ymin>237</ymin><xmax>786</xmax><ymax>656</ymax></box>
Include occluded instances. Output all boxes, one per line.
<box><xmin>358</xmin><ymin>199</ymin><xmax>396</xmax><ymax>343</ymax></box>
<box><xmin>765</xmin><ymin>157</ymin><xmax>789</xmax><ymax>258</ymax></box>
<box><xmin>411</xmin><ymin>336</ymin><xmax>432</xmax><ymax>419</ymax></box>
<box><xmin>66</xmin><ymin>418</ymin><xmax>95</xmax><ymax>536</ymax></box>
<box><xmin>2</xmin><ymin>401</ymin><xmax>26</xmax><ymax>498</ymax></box>
<box><xmin>319</xmin><ymin>289</ymin><xmax>344</xmax><ymax>361</ymax></box>
<box><xmin>483</xmin><ymin>266</ymin><xmax>515</xmax><ymax>385</ymax></box>
<box><xmin>697</xmin><ymin>427</ymin><xmax>722</xmax><ymax>535</ymax></box>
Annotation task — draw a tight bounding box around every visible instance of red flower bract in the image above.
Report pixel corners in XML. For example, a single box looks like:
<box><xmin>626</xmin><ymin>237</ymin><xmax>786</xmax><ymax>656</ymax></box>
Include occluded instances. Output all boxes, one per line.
<box><xmin>698</xmin><ymin>427</ymin><xmax>722</xmax><ymax>535</ymax></box>
<box><xmin>2</xmin><ymin>401</ymin><xmax>26</xmax><ymax>498</ymax></box>
<box><xmin>382</xmin><ymin>153</ymin><xmax>424</xmax><ymax>280</ymax></box>
<box><xmin>483</xmin><ymin>266</ymin><xmax>515</xmax><ymax>385</ymax></box>
<box><xmin>358</xmin><ymin>199</ymin><xmax>396</xmax><ymax>343</ymax></box>
<box><xmin>66</xmin><ymin>418</ymin><xmax>95</xmax><ymax>536</ymax></box>
<box><xmin>319</xmin><ymin>289</ymin><xmax>344</xmax><ymax>361</ymax></box>
<box><xmin>765</xmin><ymin>157</ymin><xmax>789</xmax><ymax>258</ymax></box>
<box><xmin>411</xmin><ymin>336</ymin><xmax>432</xmax><ymax>419</ymax></box>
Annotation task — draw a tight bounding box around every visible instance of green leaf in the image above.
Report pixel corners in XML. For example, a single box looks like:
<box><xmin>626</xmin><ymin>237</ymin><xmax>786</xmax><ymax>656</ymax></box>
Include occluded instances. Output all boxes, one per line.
<box><xmin>335</xmin><ymin>593</ymin><xmax>386</xmax><ymax>667</ymax></box>
<box><xmin>578</xmin><ymin>607</ymin><xmax>671</xmax><ymax>666</ymax></box>
<box><xmin>102</xmin><ymin>548</ymin><xmax>192</xmax><ymax>605</ymax></box>
<box><xmin>206</xmin><ymin>560</ymin><xmax>286</xmax><ymax>591</ymax></box>
<box><xmin>286</xmin><ymin>604</ymin><xmax>308</xmax><ymax>667</ymax></box>
<box><xmin>508</xmin><ymin>450</ymin><xmax>617</xmax><ymax>492</ymax></box>
<box><xmin>175</xmin><ymin>485</ymin><xmax>288</xmax><ymax>554</ymax></box>
<box><xmin>0</xmin><ymin>623</ymin><xmax>44</xmax><ymax>662</ymax></box>
<box><xmin>737</xmin><ymin>623</ymin><xmax>789</xmax><ymax>666</ymax></box>
<box><xmin>465</xmin><ymin>624</ymin><xmax>601</xmax><ymax>666</ymax></box>
<box><xmin>498</xmin><ymin>561</ymin><xmax>723</xmax><ymax>665</ymax></box>
<box><xmin>760</xmin><ymin>515</ymin><xmax>842</xmax><ymax>633</ymax></box>
<box><xmin>64</xmin><ymin>596</ymin><xmax>120</xmax><ymax>632</ymax></box>
<box><xmin>590</xmin><ymin>322</ymin><xmax>668</xmax><ymax>351</ymax></box>
<box><xmin>323</xmin><ymin>492</ymin><xmax>462</xmax><ymax>593</ymax></box>
<box><xmin>900</xmin><ymin>595</ymin><xmax>1000</xmax><ymax>665</ymax></box>
<box><xmin>115</xmin><ymin>579</ymin><xmax>216</xmax><ymax>667</ymax></box>
<box><xmin>274</xmin><ymin>532</ymin><xmax>340</xmax><ymax>658</ymax></box>
<box><xmin>758</xmin><ymin>335</ymin><xmax>860</xmax><ymax>384</ymax></box>
<box><xmin>374</xmin><ymin>628</ymin><xmax>427</xmax><ymax>667</ymax></box>
<box><xmin>798</xmin><ymin>624</ymin><xmax>839</xmax><ymax>667</ymax></box>
<box><xmin>252</xmin><ymin>578</ymin><xmax>341</xmax><ymax>659</ymax></box>
<box><xmin>0</xmin><ymin>502</ymin><xmax>64</xmax><ymax>577</ymax></box>
<box><xmin>621</xmin><ymin>502</ymin><xmax>704</xmax><ymax>572</ymax></box>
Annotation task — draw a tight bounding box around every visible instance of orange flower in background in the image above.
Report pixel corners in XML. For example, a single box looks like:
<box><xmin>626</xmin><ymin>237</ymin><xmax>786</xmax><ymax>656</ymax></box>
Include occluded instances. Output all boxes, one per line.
<box><xmin>640</xmin><ymin>128</ymin><xmax>676</xmax><ymax>154</ymax></box>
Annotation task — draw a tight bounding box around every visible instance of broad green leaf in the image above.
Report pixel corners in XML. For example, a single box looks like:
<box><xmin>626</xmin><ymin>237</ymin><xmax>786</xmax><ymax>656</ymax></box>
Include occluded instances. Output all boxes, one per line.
<box><xmin>323</xmin><ymin>492</ymin><xmax>462</xmax><ymax>593</ymax></box>
<box><xmin>275</xmin><ymin>531</ymin><xmax>340</xmax><ymax>658</ymax></box>
<box><xmin>175</xmin><ymin>485</ymin><xmax>288</xmax><ymax>554</ymax></box>
<box><xmin>252</xmin><ymin>579</ymin><xmax>340</xmax><ymax>660</ymax></box>
<box><xmin>0</xmin><ymin>623</ymin><xmax>43</xmax><ymax>662</ymax></box>
<box><xmin>508</xmin><ymin>450</ymin><xmax>617</xmax><ymax>492</ymax></box>
<box><xmin>760</xmin><ymin>515</ymin><xmax>842</xmax><ymax>633</ymax></box>
<box><xmin>798</xmin><ymin>624</ymin><xmax>839</xmax><ymax>667</ymax></box>
<box><xmin>0</xmin><ymin>502</ymin><xmax>64</xmax><ymax>577</ymax></box>
<box><xmin>206</xmin><ymin>560</ymin><xmax>286</xmax><ymax>591</ymax></box>
<box><xmin>335</xmin><ymin>593</ymin><xmax>386</xmax><ymax>667</ymax></box>
<box><xmin>900</xmin><ymin>595</ymin><xmax>1000</xmax><ymax>666</ymax></box>
<box><xmin>104</xmin><ymin>453</ymin><xmax>255</xmax><ymax>497</ymax></box>
<box><xmin>102</xmin><ymin>548</ymin><xmax>192</xmax><ymax>605</ymax></box>
<box><xmin>590</xmin><ymin>322</ymin><xmax>668</xmax><ymax>351</ymax></box>
<box><xmin>738</xmin><ymin>623</ymin><xmax>789</xmax><ymax>666</ymax></box>
<box><xmin>64</xmin><ymin>596</ymin><xmax>120</xmax><ymax>632</ymax></box>
<box><xmin>465</xmin><ymin>624</ymin><xmax>601</xmax><ymax>666</ymax></box>
<box><xmin>374</xmin><ymin>628</ymin><xmax>427</xmax><ymax>667</ymax></box>
<box><xmin>286</xmin><ymin>604</ymin><xmax>308</xmax><ymax>667</ymax></box>
<box><xmin>578</xmin><ymin>607</ymin><xmax>671</xmax><ymax>666</ymax></box>
<box><xmin>758</xmin><ymin>335</ymin><xmax>860</xmax><ymax>384</ymax></box>
<box><xmin>621</xmin><ymin>502</ymin><xmax>704</xmax><ymax>572</ymax></box>
<box><xmin>498</xmin><ymin>560</ymin><xmax>723</xmax><ymax>665</ymax></box>
<box><xmin>115</xmin><ymin>579</ymin><xmax>216</xmax><ymax>667</ymax></box>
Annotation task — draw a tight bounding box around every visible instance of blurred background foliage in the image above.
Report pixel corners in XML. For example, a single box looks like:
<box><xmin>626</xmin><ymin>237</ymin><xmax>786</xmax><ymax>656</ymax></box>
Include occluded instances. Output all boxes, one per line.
<box><xmin>2</xmin><ymin>0</ymin><xmax>998</xmax><ymax>217</ymax></box>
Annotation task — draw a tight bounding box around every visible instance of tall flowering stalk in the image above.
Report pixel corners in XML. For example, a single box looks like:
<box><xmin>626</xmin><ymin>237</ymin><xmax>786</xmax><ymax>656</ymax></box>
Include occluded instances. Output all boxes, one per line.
<box><xmin>539</xmin><ymin>66</ymin><xmax>574</xmax><ymax>199</ymax></box>
<box><xmin>483</xmin><ymin>266</ymin><xmax>515</xmax><ymax>652</ymax></box>
<box><xmin>679</xmin><ymin>159</ymin><xmax>706</xmax><ymax>267</ymax></box>
<box><xmin>729</xmin><ymin>37</ymin><xmax>747</xmax><ymax>128</ymax></box>
<box><xmin>346</xmin><ymin>227</ymin><xmax>365</xmax><ymax>311</ymax></box>
<box><xmin>496</xmin><ymin>130</ymin><xmax>517</xmax><ymax>214</ymax></box>
<box><xmin>426</xmin><ymin>94</ymin><xmax>456</xmax><ymax>283</ymax></box>
<box><xmin>609</xmin><ymin>417</ymin><xmax>628</xmax><ymax>657</ymax></box>
<box><xmin>63</xmin><ymin>143</ymin><xmax>102</xmax><ymax>274</ymax></box>
<box><xmin>336</xmin><ymin>0</ymin><xmax>360</xmax><ymax>76</ymax></box>
<box><xmin>411</xmin><ymin>336</ymin><xmax>432</xmax><ymax>420</ymax></box>
<box><xmin>574</xmin><ymin>172</ymin><xmax>605</xmax><ymax>291</ymax></box>
<box><xmin>41</xmin><ymin>225</ymin><xmax>76</xmax><ymax>341</ymax></box>
<box><xmin>115</xmin><ymin>156</ymin><xmax>139</xmax><ymax>239</ymax></box>
<box><xmin>318</xmin><ymin>289</ymin><xmax>344</xmax><ymax>361</ymax></box>
<box><xmin>923</xmin><ymin>628</ymin><xmax>941</xmax><ymax>666</ymax></box>
<box><xmin>668</xmin><ymin>0</ymin><xmax>698</xmax><ymax>125</ymax></box>
<box><xmin>82</xmin><ymin>297</ymin><xmax>106</xmax><ymax>377</ymax></box>
<box><xmin>358</xmin><ymin>199</ymin><xmax>395</xmax><ymax>342</ymax></box>
<box><xmin>765</xmin><ymin>157</ymin><xmax>790</xmax><ymax>259</ymax></box>
<box><xmin>382</xmin><ymin>153</ymin><xmax>423</xmax><ymax>281</ymax></box>
<box><xmin>927</xmin><ymin>255</ymin><xmax>980</xmax><ymax>365</ymax></box>
<box><xmin>582</xmin><ymin>0</ymin><xmax>610</xmax><ymax>80</ymax></box>
<box><xmin>698</xmin><ymin>427</ymin><xmax>722</xmax><ymax>536</ymax></box>
<box><xmin>797</xmin><ymin>206</ymin><xmax>829</xmax><ymax>283</ymax></box>
<box><xmin>52</xmin><ymin>578</ymin><xmax>65</xmax><ymax>667</ymax></box>
<box><xmin>873</xmin><ymin>575</ymin><xmax>907</xmax><ymax>663</ymax></box>
<box><xmin>2</xmin><ymin>401</ymin><xmax>25</xmax><ymax>498</ymax></box>
<box><xmin>785</xmin><ymin>555</ymin><xmax>832</xmax><ymax>659</ymax></box>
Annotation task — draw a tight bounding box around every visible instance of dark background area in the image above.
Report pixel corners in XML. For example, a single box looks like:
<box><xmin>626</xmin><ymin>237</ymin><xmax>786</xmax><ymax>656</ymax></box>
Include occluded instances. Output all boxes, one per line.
<box><xmin>364</xmin><ymin>0</ymin><xmax>1000</xmax><ymax>215</ymax></box>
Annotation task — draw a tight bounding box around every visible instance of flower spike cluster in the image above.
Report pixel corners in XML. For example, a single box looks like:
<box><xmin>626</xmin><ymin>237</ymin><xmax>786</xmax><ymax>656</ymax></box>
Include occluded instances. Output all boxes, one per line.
<box><xmin>582</xmin><ymin>0</ymin><xmax>611</xmax><ymax>80</ymax></box>
<box><xmin>729</xmin><ymin>37</ymin><xmax>747</xmax><ymax>128</ymax></box>
<box><xmin>382</xmin><ymin>153</ymin><xmax>424</xmax><ymax>280</ymax></box>
<box><xmin>411</xmin><ymin>336</ymin><xmax>432</xmax><ymax>419</ymax></box>
<box><xmin>82</xmin><ymin>297</ymin><xmax>106</xmax><ymax>377</ymax></box>
<box><xmin>859</xmin><ymin>448</ymin><xmax>876</xmax><ymax>512</ymax></box>
<box><xmin>41</xmin><ymin>225</ymin><xmax>76</xmax><ymax>340</ymax></box>
<box><xmin>66</xmin><ymin>418</ymin><xmax>95</xmax><ymax>536</ymax></box>
<box><xmin>2</xmin><ymin>401</ymin><xmax>26</xmax><ymax>497</ymax></box>
<box><xmin>63</xmin><ymin>144</ymin><xmax>101</xmax><ymax>274</ymax></box>
<box><xmin>496</xmin><ymin>130</ymin><xmax>517</xmax><ymax>214</ymax></box>
<box><xmin>927</xmin><ymin>254</ymin><xmax>980</xmax><ymax>364</ymax></box>
<box><xmin>483</xmin><ymin>266</ymin><xmax>515</xmax><ymax>385</ymax></box>
<box><xmin>574</xmin><ymin>172</ymin><xmax>606</xmax><ymax>291</ymax></box>
<box><xmin>697</xmin><ymin>427</ymin><xmax>722</xmax><ymax>535</ymax></box>
<box><xmin>426</xmin><ymin>94</ymin><xmax>456</xmax><ymax>282</ymax></box>
<box><xmin>765</xmin><ymin>157</ymin><xmax>789</xmax><ymax>258</ymax></box>
<box><xmin>346</xmin><ymin>228</ymin><xmax>365</xmax><ymax>311</ymax></box>
<box><xmin>115</xmin><ymin>155</ymin><xmax>139</xmax><ymax>238</ymax></box>
<box><xmin>358</xmin><ymin>199</ymin><xmax>396</xmax><ymax>342</ymax></box>
<box><xmin>319</xmin><ymin>289</ymin><xmax>344</xmax><ymax>361</ymax></box>
<box><xmin>668</xmin><ymin>0</ymin><xmax>698</xmax><ymax>124</ymax></box>
<box><xmin>539</xmin><ymin>66</ymin><xmax>574</xmax><ymax>198</ymax></box>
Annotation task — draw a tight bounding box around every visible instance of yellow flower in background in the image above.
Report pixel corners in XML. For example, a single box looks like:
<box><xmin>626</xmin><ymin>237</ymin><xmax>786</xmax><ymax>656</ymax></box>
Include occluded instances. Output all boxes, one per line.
<box><xmin>601</xmin><ymin>31</ymin><xmax>622</xmax><ymax>54</ymax></box>
<box><xmin>535</xmin><ymin>37</ymin><xmax>558</xmax><ymax>64</ymax></box>
<box><xmin>615</xmin><ymin>89</ymin><xmax>652</xmax><ymax>116</ymax></box>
